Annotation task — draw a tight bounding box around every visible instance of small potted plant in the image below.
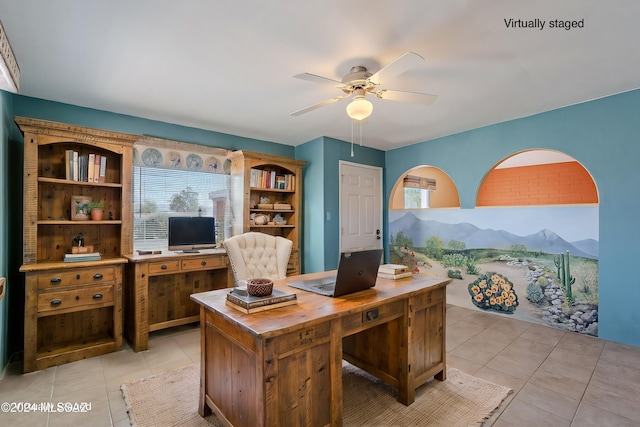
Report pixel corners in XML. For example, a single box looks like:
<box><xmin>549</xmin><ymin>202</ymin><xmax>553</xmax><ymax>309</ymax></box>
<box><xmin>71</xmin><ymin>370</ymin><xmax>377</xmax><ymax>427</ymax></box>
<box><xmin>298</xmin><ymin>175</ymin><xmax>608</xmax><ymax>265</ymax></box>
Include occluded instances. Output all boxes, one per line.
<box><xmin>88</xmin><ymin>201</ymin><xmax>105</xmax><ymax>221</ymax></box>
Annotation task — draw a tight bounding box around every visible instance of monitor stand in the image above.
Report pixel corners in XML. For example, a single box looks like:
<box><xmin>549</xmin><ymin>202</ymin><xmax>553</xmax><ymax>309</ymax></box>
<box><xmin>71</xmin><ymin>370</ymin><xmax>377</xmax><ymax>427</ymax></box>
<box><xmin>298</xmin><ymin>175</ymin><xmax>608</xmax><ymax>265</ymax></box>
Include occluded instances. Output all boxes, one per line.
<box><xmin>181</xmin><ymin>249</ymin><xmax>200</xmax><ymax>253</ymax></box>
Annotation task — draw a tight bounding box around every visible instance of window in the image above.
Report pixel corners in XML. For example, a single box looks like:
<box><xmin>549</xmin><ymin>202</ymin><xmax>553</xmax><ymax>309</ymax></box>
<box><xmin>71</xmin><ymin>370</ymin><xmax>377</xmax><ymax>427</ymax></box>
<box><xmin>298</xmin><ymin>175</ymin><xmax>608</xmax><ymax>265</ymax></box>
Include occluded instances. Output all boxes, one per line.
<box><xmin>133</xmin><ymin>166</ymin><xmax>229</xmax><ymax>250</ymax></box>
<box><xmin>404</xmin><ymin>187</ymin><xmax>431</xmax><ymax>209</ymax></box>
<box><xmin>403</xmin><ymin>175</ymin><xmax>436</xmax><ymax>209</ymax></box>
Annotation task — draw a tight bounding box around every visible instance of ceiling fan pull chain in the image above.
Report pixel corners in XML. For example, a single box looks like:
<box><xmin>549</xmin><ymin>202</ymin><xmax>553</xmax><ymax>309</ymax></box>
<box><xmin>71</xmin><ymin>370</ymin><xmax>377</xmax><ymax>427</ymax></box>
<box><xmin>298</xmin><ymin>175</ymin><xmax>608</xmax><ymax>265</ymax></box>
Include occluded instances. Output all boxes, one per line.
<box><xmin>359</xmin><ymin>120</ymin><xmax>363</xmax><ymax>146</ymax></box>
<box><xmin>351</xmin><ymin>119</ymin><xmax>355</xmax><ymax>157</ymax></box>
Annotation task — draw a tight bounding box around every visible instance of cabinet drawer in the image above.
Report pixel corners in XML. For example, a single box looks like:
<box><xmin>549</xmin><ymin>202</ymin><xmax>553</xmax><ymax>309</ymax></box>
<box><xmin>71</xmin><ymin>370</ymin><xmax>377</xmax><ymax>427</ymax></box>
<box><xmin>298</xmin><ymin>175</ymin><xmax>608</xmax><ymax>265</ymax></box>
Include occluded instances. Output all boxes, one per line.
<box><xmin>37</xmin><ymin>285</ymin><xmax>114</xmax><ymax>313</ymax></box>
<box><xmin>37</xmin><ymin>267</ymin><xmax>116</xmax><ymax>289</ymax></box>
<box><xmin>342</xmin><ymin>300</ymin><xmax>405</xmax><ymax>336</ymax></box>
<box><xmin>148</xmin><ymin>260</ymin><xmax>180</xmax><ymax>274</ymax></box>
<box><xmin>181</xmin><ymin>256</ymin><xmax>224</xmax><ymax>271</ymax></box>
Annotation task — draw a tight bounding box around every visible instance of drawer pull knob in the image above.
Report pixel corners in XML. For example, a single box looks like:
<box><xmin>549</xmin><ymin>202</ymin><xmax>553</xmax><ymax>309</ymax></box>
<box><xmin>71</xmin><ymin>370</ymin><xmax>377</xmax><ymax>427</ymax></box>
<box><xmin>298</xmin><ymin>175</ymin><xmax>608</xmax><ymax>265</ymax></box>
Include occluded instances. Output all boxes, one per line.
<box><xmin>50</xmin><ymin>299</ymin><xmax>62</xmax><ymax>306</ymax></box>
<box><xmin>93</xmin><ymin>293</ymin><xmax>103</xmax><ymax>300</ymax></box>
<box><xmin>161</xmin><ymin>264</ymin><xmax>168</xmax><ymax>270</ymax></box>
<box><xmin>201</xmin><ymin>261</ymin><xmax>207</xmax><ymax>266</ymax></box>
<box><xmin>50</xmin><ymin>277</ymin><xmax>61</xmax><ymax>283</ymax></box>
<box><xmin>76</xmin><ymin>274</ymin><xmax>81</xmax><ymax>280</ymax></box>
<box><xmin>93</xmin><ymin>273</ymin><xmax>103</xmax><ymax>279</ymax></box>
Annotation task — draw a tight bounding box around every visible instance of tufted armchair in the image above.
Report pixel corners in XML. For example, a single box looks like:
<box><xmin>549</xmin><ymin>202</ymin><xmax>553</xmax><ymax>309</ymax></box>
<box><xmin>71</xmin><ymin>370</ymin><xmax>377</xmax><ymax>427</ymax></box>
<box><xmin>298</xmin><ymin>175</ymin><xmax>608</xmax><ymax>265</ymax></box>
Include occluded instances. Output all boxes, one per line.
<box><xmin>223</xmin><ymin>232</ymin><xmax>293</xmax><ymax>284</ymax></box>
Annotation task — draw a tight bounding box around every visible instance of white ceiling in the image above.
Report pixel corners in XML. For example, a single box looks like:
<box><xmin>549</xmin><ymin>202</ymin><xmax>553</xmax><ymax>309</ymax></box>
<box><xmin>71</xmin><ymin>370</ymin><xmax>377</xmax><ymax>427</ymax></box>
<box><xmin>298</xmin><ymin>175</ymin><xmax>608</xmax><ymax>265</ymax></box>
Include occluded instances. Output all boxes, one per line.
<box><xmin>1</xmin><ymin>1</ymin><xmax>639</xmax><ymax>151</ymax></box>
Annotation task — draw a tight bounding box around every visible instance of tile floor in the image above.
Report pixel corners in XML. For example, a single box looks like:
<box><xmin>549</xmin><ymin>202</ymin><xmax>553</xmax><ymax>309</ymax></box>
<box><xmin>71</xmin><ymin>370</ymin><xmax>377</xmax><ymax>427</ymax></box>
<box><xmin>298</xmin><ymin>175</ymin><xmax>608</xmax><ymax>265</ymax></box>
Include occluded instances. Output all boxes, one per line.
<box><xmin>0</xmin><ymin>304</ymin><xmax>639</xmax><ymax>426</ymax></box>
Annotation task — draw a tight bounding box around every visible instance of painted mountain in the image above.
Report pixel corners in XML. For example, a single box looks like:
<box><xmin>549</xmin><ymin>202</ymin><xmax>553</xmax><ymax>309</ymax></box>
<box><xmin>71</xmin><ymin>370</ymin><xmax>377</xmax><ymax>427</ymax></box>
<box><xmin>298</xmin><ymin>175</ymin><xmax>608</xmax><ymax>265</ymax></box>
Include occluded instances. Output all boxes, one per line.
<box><xmin>389</xmin><ymin>212</ymin><xmax>598</xmax><ymax>259</ymax></box>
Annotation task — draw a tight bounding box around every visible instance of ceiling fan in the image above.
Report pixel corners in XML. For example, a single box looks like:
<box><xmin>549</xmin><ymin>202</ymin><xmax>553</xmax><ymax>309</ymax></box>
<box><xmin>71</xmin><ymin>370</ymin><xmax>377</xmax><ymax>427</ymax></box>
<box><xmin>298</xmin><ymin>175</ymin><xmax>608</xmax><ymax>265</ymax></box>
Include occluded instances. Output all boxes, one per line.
<box><xmin>290</xmin><ymin>52</ymin><xmax>437</xmax><ymax>120</ymax></box>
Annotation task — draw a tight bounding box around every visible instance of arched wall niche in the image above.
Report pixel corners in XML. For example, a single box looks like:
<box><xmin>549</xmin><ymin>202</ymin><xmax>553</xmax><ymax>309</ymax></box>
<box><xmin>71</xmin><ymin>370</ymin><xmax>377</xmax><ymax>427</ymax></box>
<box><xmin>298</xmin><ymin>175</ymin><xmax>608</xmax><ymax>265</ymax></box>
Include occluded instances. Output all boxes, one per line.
<box><xmin>389</xmin><ymin>165</ymin><xmax>460</xmax><ymax>209</ymax></box>
<box><xmin>476</xmin><ymin>149</ymin><xmax>599</xmax><ymax>207</ymax></box>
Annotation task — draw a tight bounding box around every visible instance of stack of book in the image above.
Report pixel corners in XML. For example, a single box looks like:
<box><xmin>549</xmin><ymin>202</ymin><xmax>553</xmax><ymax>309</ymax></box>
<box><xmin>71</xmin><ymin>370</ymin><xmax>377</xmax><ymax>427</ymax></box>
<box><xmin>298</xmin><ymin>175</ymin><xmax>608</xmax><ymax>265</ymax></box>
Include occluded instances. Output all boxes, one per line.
<box><xmin>65</xmin><ymin>150</ymin><xmax>107</xmax><ymax>182</ymax></box>
<box><xmin>226</xmin><ymin>288</ymin><xmax>297</xmax><ymax>314</ymax></box>
<box><xmin>64</xmin><ymin>252</ymin><xmax>102</xmax><ymax>262</ymax></box>
<box><xmin>378</xmin><ymin>264</ymin><xmax>413</xmax><ymax>280</ymax></box>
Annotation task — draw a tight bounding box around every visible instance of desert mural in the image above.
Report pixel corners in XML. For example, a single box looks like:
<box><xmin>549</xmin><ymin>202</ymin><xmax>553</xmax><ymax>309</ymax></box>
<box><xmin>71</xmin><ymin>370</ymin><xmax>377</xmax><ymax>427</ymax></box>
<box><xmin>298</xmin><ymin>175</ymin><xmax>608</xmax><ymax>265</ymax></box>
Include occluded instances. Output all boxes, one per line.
<box><xmin>388</xmin><ymin>206</ymin><xmax>599</xmax><ymax>336</ymax></box>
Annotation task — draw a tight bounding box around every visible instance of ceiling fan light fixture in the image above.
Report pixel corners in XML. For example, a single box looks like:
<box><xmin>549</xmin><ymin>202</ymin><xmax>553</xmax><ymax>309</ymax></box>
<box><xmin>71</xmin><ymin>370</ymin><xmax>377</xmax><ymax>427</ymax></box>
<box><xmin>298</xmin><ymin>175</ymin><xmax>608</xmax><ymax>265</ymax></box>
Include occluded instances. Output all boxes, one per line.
<box><xmin>346</xmin><ymin>92</ymin><xmax>373</xmax><ymax>121</ymax></box>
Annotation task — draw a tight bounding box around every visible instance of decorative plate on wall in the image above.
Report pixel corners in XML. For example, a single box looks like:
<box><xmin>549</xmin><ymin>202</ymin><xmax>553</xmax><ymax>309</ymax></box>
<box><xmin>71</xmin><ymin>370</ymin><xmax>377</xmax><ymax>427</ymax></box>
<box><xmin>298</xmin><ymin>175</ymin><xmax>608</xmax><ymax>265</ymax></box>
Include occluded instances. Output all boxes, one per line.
<box><xmin>167</xmin><ymin>151</ymin><xmax>182</xmax><ymax>167</ymax></box>
<box><xmin>185</xmin><ymin>153</ymin><xmax>203</xmax><ymax>170</ymax></box>
<box><xmin>205</xmin><ymin>156</ymin><xmax>219</xmax><ymax>173</ymax></box>
<box><xmin>141</xmin><ymin>148</ymin><xmax>163</xmax><ymax>167</ymax></box>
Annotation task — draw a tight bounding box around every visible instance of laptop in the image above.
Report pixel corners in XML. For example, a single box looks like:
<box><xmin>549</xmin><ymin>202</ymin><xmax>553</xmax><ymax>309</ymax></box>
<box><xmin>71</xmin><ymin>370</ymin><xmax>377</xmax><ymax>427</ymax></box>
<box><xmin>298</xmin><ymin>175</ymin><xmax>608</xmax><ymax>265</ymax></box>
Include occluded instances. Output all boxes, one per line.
<box><xmin>288</xmin><ymin>249</ymin><xmax>383</xmax><ymax>297</ymax></box>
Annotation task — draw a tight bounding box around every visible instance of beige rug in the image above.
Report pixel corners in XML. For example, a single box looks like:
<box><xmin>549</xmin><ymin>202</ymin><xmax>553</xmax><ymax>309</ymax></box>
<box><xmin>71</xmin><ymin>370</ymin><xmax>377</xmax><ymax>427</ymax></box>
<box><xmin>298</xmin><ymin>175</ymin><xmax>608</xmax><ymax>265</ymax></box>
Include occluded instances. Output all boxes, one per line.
<box><xmin>121</xmin><ymin>363</ymin><xmax>511</xmax><ymax>426</ymax></box>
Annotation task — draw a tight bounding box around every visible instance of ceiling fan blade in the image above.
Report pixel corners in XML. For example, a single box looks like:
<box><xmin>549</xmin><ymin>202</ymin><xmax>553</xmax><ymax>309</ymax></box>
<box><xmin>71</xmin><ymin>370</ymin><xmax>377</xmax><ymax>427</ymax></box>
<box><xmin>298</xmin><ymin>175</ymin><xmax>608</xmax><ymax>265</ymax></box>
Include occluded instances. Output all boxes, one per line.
<box><xmin>375</xmin><ymin>89</ymin><xmax>437</xmax><ymax>105</ymax></box>
<box><xmin>290</xmin><ymin>95</ymin><xmax>348</xmax><ymax>116</ymax></box>
<box><xmin>368</xmin><ymin>52</ymin><xmax>425</xmax><ymax>85</ymax></box>
<box><xmin>293</xmin><ymin>72</ymin><xmax>344</xmax><ymax>87</ymax></box>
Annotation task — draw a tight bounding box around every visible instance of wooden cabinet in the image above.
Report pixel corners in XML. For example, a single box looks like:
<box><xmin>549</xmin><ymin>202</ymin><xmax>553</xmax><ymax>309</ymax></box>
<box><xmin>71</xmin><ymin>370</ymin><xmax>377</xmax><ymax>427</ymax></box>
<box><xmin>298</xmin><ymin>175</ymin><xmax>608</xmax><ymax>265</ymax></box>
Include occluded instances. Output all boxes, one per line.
<box><xmin>124</xmin><ymin>250</ymin><xmax>232</xmax><ymax>352</ymax></box>
<box><xmin>228</xmin><ymin>150</ymin><xmax>305</xmax><ymax>275</ymax></box>
<box><xmin>17</xmin><ymin>117</ymin><xmax>136</xmax><ymax>372</ymax></box>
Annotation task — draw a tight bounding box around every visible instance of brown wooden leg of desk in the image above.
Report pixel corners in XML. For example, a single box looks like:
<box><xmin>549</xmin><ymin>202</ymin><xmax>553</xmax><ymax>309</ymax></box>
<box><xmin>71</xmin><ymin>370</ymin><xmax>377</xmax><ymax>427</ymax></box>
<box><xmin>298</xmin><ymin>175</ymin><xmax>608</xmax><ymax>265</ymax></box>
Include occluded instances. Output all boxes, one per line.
<box><xmin>398</xmin><ymin>299</ymin><xmax>414</xmax><ymax>405</ymax></box>
<box><xmin>198</xmin><ymin>307</ymin><xmax>211</xmax><ymax>417</ymax></box>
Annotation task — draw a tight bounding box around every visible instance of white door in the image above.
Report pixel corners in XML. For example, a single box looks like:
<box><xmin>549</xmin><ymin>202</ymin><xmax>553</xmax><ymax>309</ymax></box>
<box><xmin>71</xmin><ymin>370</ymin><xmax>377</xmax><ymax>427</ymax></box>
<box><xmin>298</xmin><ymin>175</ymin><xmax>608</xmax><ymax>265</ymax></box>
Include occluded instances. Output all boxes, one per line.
<box><xmin>339</xmin><ymin>161</ymin><xmax>383</xmax><ymax>252</ymax></box>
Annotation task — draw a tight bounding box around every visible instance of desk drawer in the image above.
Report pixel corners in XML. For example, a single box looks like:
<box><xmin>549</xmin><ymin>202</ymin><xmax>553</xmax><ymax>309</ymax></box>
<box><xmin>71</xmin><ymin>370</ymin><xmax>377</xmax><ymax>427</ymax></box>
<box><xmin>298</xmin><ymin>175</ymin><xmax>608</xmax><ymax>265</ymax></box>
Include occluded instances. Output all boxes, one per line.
<box><xmin>148</xmin><ymin>260</ymin><xmax>180</xmax><ymax>274</ymax></box>
<box><xmin>412</xmin><ymin>287</ymin><xmax>445</xmax><ymax>309</ymax></box>
<box><xmin>278</xmin><ymin>322</ymin><xmax>331</xmax><ymax>356</ymax></box>
<box><xmin>181</xmin><ymin>256</ymin><xmax>224</xmax><ymax>271</ymax></box>
<box><xmin>37</xmin><ymin>284</ymin><xmax>114</xmax><ymax>313</ymax></box>
<box><xmin>342</xmin><ymin>300</ymin><xmax>405</xmax><ymax>336</ymax></box>
<box><xmin>37</xmin><ymin>267</ymin><xmax>116</xmax><ymax>289</ymax></box>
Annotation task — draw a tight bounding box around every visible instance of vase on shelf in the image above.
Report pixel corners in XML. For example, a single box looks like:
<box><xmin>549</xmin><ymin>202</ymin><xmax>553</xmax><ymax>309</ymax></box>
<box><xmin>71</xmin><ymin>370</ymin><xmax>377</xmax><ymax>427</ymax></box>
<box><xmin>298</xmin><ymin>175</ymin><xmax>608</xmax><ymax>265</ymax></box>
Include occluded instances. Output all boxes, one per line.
<box><xmin>90</xmin><ymin>209</ymin><xmax>104</xmax><ymax>221</ymax></box>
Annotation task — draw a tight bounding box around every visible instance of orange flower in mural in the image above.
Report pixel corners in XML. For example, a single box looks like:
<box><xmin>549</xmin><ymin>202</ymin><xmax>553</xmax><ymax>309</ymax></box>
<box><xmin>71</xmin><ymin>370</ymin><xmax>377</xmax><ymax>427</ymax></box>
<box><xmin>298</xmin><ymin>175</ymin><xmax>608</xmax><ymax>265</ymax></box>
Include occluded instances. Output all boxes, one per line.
<box><xmin>468</xmin><ymin>272</ymin><xmax>519</xmax><ymax>313</ymax></box>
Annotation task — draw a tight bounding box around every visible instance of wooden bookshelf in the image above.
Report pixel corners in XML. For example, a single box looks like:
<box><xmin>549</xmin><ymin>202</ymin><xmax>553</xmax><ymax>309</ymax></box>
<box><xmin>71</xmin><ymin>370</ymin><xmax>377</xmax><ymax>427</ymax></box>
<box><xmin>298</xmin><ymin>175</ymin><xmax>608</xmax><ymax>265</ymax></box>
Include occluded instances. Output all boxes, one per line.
<box><xmin>17</xmin><ymin>117</ymin><xmax>137</xmax><ymax>372</ymax></box>
<box><xmin>228</xmin><ymin>150</ymin><xmax>305</xmax><ymax>275</ymax></box>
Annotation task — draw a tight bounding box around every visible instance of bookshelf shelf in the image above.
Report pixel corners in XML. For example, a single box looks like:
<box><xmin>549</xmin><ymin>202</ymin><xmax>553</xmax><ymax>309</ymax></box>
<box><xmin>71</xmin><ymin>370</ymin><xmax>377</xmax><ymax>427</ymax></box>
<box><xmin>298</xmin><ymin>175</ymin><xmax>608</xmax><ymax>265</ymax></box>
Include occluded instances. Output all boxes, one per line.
<box><xmin>38</xmin><ymin>220</ymin><xmax>123</xmax><ymax>225</ymax></box>
<box><xmin>248</xmin><ymin>187</ymin><xmax>295</xmax><ymax>193</ymax></box>
<box><xmin>250</xmin><ymin>225</ymin><xmax>296</xmax><ymax>229</ymax></box>
<box><xmin>249</xmin><ymin>209</ymin><xmax>295</xmax><ymax>213</ymax></box>
<box><xmin>38</xmin><ymin>177</ymin><xmax>123</xmax><ymax>188</ymax></box>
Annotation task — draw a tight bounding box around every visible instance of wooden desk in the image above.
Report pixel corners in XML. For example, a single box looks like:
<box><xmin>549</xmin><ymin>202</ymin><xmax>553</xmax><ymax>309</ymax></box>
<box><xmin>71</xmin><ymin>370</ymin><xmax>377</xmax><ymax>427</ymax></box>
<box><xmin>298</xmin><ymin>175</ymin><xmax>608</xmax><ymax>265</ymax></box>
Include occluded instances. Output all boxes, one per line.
<box><xmin>124</xmin><ymin>249</ymin><xmax>233</xmax><ymax>351</ymax></box>
<box><xmin>191</xmin><ymin>271</ymin><xmax>450</xmax><ymax>427</ymax></box>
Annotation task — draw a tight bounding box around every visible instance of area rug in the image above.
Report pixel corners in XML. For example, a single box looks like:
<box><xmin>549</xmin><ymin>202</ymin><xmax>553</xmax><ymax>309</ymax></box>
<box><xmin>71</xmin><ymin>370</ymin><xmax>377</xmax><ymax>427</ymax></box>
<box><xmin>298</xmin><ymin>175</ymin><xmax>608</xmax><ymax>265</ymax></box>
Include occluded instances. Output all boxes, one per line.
<box><xmin>121</xmin><ymin>363</ymin><xmax>511</xmax><ymax>426</ymax></box>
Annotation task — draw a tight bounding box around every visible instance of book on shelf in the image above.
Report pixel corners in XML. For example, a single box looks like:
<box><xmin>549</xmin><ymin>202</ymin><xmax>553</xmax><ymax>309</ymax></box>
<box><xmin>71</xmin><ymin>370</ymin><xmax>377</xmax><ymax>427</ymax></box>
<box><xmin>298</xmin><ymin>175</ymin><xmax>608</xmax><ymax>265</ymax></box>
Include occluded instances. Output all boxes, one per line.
<box><xmin>65</xmin><ymin>149</ymin><xmax>73</xmax><ymax>180</ymax></box>
<box><xmin>64</xmin><ymin>252</ymin><xmax>102</xmax><ymax>262</ymax></box>
<box><xmin>378</xmin><ymin>264</ymin><xmax>410</xmax><ymax>275</ymax></box>
<box><xmin>93</xmin><ymin>154</ymin><xmax>101</xmax><ymax>182</ymax></box>
<box><xmin>72</xmin><ymin>150</ymin><xmax>79</xmax><ymax>181</ymax></box>
<box><xmin>99</xmin><ymin>155</ymin><xmax>107</xmax><ymax>182</ymax></box>
<box><xmin>226</xmin><ymin>288</ymin><xmax>297</xmax><ymax>313</ymax></box>
<box><xmin>377</xmin><ymin>271</ymin><xmax>413</xmax><ymax>280</ymax></box>
<box><xmin>87</xmin><ymin>153</ymin><xmax>95</xmax><ymax>182</ymax></box>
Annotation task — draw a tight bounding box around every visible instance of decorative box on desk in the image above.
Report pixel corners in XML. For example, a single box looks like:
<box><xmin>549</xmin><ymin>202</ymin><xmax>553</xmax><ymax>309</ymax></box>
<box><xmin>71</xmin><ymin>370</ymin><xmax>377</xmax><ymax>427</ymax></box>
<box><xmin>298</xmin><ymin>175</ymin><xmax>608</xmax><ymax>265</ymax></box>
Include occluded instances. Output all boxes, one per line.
<box><xmin>123</xmin><ymin>249</ymin><xmax>234</xmax><ymax>352</ymax></box>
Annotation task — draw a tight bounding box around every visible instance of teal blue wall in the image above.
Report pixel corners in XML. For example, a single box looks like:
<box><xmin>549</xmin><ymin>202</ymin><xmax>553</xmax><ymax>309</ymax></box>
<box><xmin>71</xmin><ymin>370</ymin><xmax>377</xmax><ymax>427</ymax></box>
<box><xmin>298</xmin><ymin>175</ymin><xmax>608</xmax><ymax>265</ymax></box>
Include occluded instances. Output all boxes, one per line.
<box><xmin>13</xmin><ymin>96</ymin><xmax>295</xmax><ymax>157</ymax></box>
<box><xmin>297</xmin><ymin>136</ymin><xmax>385</xmax><ymax>272</ymax></box>
<box><xmin>385</xmin><ymin>88</ymin><xmax>640</xmax><ymax>347</ymax></box>
<box><xmin>296</xmin><ymin>137</ymin><xmax>325</xmax><ymax>273</ymax></box>
<box><xmin>0</xmin><ymin>90</ymin><xmax>11</xmax><ymax>372</ymax></box>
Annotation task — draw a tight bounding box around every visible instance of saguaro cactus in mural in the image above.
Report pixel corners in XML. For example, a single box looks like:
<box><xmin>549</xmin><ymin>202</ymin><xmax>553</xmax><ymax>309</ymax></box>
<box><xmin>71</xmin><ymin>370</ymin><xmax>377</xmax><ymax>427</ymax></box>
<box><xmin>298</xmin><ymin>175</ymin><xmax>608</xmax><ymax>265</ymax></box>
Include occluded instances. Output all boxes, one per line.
<box><xmin>558</xmin><ymin>250</ymin><xmax>576</xmax><ymax>303</ymax></box>
<box><xmin>554</xmin><ymin>255</ymin><xmax>562</xmax><ymax>280</ymax></box>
